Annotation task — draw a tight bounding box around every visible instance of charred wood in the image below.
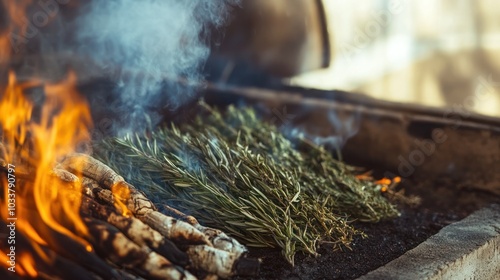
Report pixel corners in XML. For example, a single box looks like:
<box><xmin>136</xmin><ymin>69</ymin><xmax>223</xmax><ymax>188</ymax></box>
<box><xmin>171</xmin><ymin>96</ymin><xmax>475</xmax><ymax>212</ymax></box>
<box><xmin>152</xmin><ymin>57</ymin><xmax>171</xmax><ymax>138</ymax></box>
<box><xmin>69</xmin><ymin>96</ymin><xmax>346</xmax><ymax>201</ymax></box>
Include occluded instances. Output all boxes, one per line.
<box><xmin>162</xmin><ymin>205</ymin><xmax>247</xmax><ymax>256</ymax></box>
<box><xmin>79</xmin><ymin>175</ymin><xmax>209</xmax><ymax>246</ymax></box>
<box><xmin>82</xmin><ymin>217</ymin><xmax>197</xmax><ymax>280</ymax></box>
<box><xmin>80</xmin><ymin>195</ymin><xmax>189</xmax><ymax>266</ymax></box>
<box><xmin>186</xmin><ymin>245</ymin><xmax>260</xmax><ymax>278</ymax></box>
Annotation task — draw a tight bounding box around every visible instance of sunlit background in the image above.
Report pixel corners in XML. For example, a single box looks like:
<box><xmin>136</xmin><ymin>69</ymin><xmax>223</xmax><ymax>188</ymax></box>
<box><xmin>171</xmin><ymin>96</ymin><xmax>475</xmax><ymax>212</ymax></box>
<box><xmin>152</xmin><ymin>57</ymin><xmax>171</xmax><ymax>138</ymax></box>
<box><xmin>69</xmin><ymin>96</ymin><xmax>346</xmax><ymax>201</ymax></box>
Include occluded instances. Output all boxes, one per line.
<box><xmin>292</xmin><ymin>0</ymin><xmax>500</xmax><ymax>117</ymax></box>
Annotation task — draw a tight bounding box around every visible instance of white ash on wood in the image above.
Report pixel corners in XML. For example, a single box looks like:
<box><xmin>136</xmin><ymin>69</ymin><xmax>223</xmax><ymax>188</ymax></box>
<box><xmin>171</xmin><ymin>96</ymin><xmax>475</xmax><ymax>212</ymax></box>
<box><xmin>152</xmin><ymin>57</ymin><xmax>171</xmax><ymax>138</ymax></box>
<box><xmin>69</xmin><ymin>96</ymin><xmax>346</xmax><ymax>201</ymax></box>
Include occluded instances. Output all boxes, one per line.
<box><xmin>0</xmin><ymin>152</ymin><xmax>260</xmax><ymax>279</ymax></box>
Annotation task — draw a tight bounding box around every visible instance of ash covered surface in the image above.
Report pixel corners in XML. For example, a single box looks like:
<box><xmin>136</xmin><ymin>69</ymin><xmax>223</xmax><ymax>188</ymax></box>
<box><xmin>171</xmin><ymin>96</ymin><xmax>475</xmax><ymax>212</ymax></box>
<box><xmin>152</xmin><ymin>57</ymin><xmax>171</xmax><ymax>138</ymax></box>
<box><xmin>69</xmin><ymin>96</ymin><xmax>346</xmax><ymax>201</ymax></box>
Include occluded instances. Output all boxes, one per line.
<box><xmin>236</xmin><ymin>178</ymin><xmax>499</xmax><ymax>280</ymax></box>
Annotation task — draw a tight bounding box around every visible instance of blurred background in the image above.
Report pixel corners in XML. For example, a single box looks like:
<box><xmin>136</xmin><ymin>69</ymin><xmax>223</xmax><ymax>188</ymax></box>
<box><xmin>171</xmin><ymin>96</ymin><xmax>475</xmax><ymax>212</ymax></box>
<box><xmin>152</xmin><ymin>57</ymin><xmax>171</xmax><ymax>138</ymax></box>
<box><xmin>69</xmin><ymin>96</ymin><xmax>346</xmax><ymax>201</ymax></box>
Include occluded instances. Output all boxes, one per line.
<box><xmin>291</xmin><ymin>0</ymin><xmax>500</xmax><ymax>117</ymax></box>
<box><xmin>5</xmin><ymin>0</ymin><xmax>500</xmax><ymax>118</ymax></box>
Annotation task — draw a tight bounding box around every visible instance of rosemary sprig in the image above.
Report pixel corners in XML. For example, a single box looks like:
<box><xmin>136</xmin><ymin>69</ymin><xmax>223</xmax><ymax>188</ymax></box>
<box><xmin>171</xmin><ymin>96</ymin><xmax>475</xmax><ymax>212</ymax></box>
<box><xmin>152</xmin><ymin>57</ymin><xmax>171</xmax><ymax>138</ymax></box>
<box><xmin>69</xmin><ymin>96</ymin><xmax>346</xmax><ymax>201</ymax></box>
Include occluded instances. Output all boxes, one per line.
<box><xmin>94</xmin><ymin>101</ymin><xmax>399</xmax><ymax>264</ymax></box>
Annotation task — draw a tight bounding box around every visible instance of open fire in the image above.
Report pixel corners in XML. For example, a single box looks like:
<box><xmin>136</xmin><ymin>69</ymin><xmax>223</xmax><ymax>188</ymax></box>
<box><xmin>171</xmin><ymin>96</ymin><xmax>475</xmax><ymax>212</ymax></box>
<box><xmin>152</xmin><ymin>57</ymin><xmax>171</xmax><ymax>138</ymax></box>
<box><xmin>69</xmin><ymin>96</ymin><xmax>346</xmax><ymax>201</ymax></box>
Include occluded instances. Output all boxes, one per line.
<box><xmin>0</xmin><ymin>1</ymin><xmax>260</xmax><ymax>279</ymax></box>
<box><xmin>0</xmin><ymin>72</ymin><xmax>257</xmax><ymax>277</ymax></box>
<box><xmin>5</xmin><ymin>0</ymin><xmax>485</xmax><ymax>279</ymax></box>
<box><xmin>0</xmin><ymin>69</ymin><xmax>93</xmax><ymax>278</ymax></box>
<box><xmin>0</xmin><ymin>1</ymin><xmax>93</xmax><ymax>277</ymax></box>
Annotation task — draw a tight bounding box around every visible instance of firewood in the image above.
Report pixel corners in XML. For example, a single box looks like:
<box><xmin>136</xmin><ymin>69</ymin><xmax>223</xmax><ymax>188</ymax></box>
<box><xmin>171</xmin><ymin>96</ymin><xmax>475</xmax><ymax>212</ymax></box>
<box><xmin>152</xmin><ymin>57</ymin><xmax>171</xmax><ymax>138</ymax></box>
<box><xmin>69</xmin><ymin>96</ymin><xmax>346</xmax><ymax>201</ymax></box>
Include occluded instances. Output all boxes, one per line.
<box><xmin>80</xmin><ymin>179</ymin><xmax>258</xmax><ymax>278</ymax></box>
<box><xmin>186</xmin><ymin>245</ymin><xmax>260</xmax><ymax>278</ymax></box>
<box><xmin>80</xmin><ymin>195</ymin><xmax>189</xmax><ymax>266</ymax></box>
<box><xmin>196</xmin><ymin>226</ymin><xmax>247</xmax><ymax>256</ymax></box>
<box><xmin>142</xmin><ymin>210</ymin><xmax>210</xmax><ymax>246</ymax></box>
<box><xmin>61</xmin><ymin>154</ymin><xmax>259</xmax><ymax>277</ymax></box>
<box><xmin>80</xmin><ymin>176</ymin><xmax>209</xmax><ymax>246</ymax></box>
<box><xmin>162</xmin><ymin>205</ymin><xmax>247</xmax><ymax>256</ymax></box>
<box><xmin>62</xmin><ymin>154</ymin><xmax>244</xmax><ymax>251</ymax></box>
<box><xmin>162</xmin><ymin>204</ymin><xmax>200</xmax><ymax>226</ymax></box>
<box><xmin>82</xmin><ymin>217</ymin><xmax>197</xmax><ymax>280</ymax></box>
<box><xmin>60</xmin><ymin>153</ymin><xmax>127</xmax><ymax>190</ymax></box>
<box><xmin>50</xmin><ymin>166</ymin><xmax>80</xmax><ymax>183</ymax></box>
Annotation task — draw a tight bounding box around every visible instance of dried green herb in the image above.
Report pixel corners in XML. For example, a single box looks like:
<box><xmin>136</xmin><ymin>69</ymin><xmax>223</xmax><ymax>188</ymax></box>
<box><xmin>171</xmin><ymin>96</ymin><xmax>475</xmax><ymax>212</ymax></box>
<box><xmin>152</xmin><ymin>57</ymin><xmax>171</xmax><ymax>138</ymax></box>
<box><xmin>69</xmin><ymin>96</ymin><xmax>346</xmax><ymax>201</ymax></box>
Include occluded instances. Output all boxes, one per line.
<box><xmin>94</xmin><ymin>101</ymin><xmax>399</xmax><ymax>264</ymax></box>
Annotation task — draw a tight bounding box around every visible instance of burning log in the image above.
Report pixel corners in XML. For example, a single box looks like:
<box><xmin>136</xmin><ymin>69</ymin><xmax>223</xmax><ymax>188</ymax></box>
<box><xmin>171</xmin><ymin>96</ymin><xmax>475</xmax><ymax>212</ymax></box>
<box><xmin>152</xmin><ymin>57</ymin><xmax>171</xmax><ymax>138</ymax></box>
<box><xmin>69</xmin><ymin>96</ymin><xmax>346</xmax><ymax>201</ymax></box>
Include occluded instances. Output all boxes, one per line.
<box><xmin>50</xmin><ymin>166</ymin><xmax>80</xmax><ymax>183</ymax></box>
<box><xmin>1</xmin><ymin>159</ymin><xmax>259</xmax><ymax>278</ymax></box>
<box><xmin>186</xmin><ymin>245</ymin><xmax>260</xmax><ymax>278</ymax></box>
<box><xmin>60</xmin><ymin>153</ymin><xmax>130</xmax><ymax>192</ymax></box>
<box><xmin>62</xmin><ymin>153</ymin><xmax>247</xmax><ymax>255</ymax></box>
<box><xmin>78</xmin><ymin>175</ymin><xmax>210</xmax><ymax>246</ymax></box>
<box><xmin>82</xmin><ymin>217</ymin><xmax>197</xmax><ymax>280</ymax></box>
<box><xmin>78</xmin><ymin>178</ymin><xmax>259</xmax><ymax>278</ymax></box>
<box><xmin>1</xmin><ymin>164</ymin><xmax>257</xmax><ymax>279</ymax></box>
<box><xmin>80</xmin><ymin>195</ymin><xmax>190</xmax><ymax>266</ymax></box>
<box><xmin>61</xmin><ymin>156</ymin><xmax>260</xmax><ymax>277</ymax></box>
<box><xmin>142</xmin><ymin>210</ymin><xmax>210</xmax><ymax>247</ymax></box>
<box><xmin>162</xmin><ymin>205</ymin><xmax>247</xmax><ymax>256</ymax></box>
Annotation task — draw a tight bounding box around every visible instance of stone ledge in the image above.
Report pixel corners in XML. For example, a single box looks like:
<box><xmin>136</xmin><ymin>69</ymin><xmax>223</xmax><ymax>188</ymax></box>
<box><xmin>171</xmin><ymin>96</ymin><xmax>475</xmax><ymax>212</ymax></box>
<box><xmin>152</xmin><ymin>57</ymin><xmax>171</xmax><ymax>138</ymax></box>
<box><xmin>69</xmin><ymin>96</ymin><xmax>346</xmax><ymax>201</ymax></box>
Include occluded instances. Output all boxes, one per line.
<box><xmin>358</xmin><ymin>204</ymin><xmax>500</xmax><ymax>280</ymax></box>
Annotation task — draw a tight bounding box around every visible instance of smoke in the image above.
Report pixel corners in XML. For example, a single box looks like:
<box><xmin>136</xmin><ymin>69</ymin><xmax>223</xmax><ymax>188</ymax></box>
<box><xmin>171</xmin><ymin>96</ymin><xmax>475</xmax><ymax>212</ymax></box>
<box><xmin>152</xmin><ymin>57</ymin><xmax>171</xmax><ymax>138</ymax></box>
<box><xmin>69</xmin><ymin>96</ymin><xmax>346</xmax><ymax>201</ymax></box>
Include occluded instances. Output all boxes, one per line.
<box><xmin>313</xmin><ymin>109</ymin><xmax>360</xmax><ymax>149</ymax></box>
<box><xmin>279</xmin><ymin>106</ymin><xmax>361</xmax><ymax>153</ymax></box>
<box><xmin>74</xmin><ymin>0</ymin><xmax>238</xmax><ymax>135</ymax></box>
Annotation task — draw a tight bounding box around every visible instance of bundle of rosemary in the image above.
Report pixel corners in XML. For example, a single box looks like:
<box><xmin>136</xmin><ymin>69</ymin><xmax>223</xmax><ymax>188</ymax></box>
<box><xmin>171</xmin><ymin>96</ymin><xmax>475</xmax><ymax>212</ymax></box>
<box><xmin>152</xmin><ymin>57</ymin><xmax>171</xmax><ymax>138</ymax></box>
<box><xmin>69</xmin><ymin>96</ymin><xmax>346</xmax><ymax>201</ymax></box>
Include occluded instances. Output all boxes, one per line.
<box><xmin>94</xmin><ymin>101</ymin><xmax>399</xmax><ymax>264</ymax></box>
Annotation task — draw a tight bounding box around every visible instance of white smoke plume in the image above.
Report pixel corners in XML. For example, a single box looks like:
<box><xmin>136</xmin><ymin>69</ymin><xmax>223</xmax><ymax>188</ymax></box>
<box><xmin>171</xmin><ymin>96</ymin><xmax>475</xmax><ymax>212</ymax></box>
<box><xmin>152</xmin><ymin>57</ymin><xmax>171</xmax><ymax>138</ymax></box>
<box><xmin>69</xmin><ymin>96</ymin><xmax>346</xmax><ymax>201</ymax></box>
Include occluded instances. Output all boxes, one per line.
<box><xmin>74</xmin><ymin>0</ymin><xmax>239</xmax><ymax>134</ymax></box>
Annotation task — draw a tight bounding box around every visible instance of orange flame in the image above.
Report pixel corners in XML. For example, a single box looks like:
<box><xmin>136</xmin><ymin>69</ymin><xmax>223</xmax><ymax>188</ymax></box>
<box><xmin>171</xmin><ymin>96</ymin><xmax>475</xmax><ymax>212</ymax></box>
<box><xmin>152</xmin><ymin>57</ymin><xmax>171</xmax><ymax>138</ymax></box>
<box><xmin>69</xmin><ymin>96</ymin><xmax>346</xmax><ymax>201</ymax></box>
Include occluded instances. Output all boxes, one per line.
<box><xmin>18</xmin><ymin>253</ymin><xmax>38</xmax><ymax>278</ymax></box>
<box><xmin>112</xmin><ymin>182</ymin><xmax>133</xmax><ymax>217</ymax></box>
<box><xmin>32</xmin><ymin>71</ymin><xmax>93</xmax><ymax>238</ymax></box>
<box><xmin>0</xmin><ymin>70</ymin><xmax>94</xmax><ymax>272</ymax></box>
<box><xmin>0</xmin><ymin>2</ymin><xmax>96</xmax><ymax>275</ymax></box>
